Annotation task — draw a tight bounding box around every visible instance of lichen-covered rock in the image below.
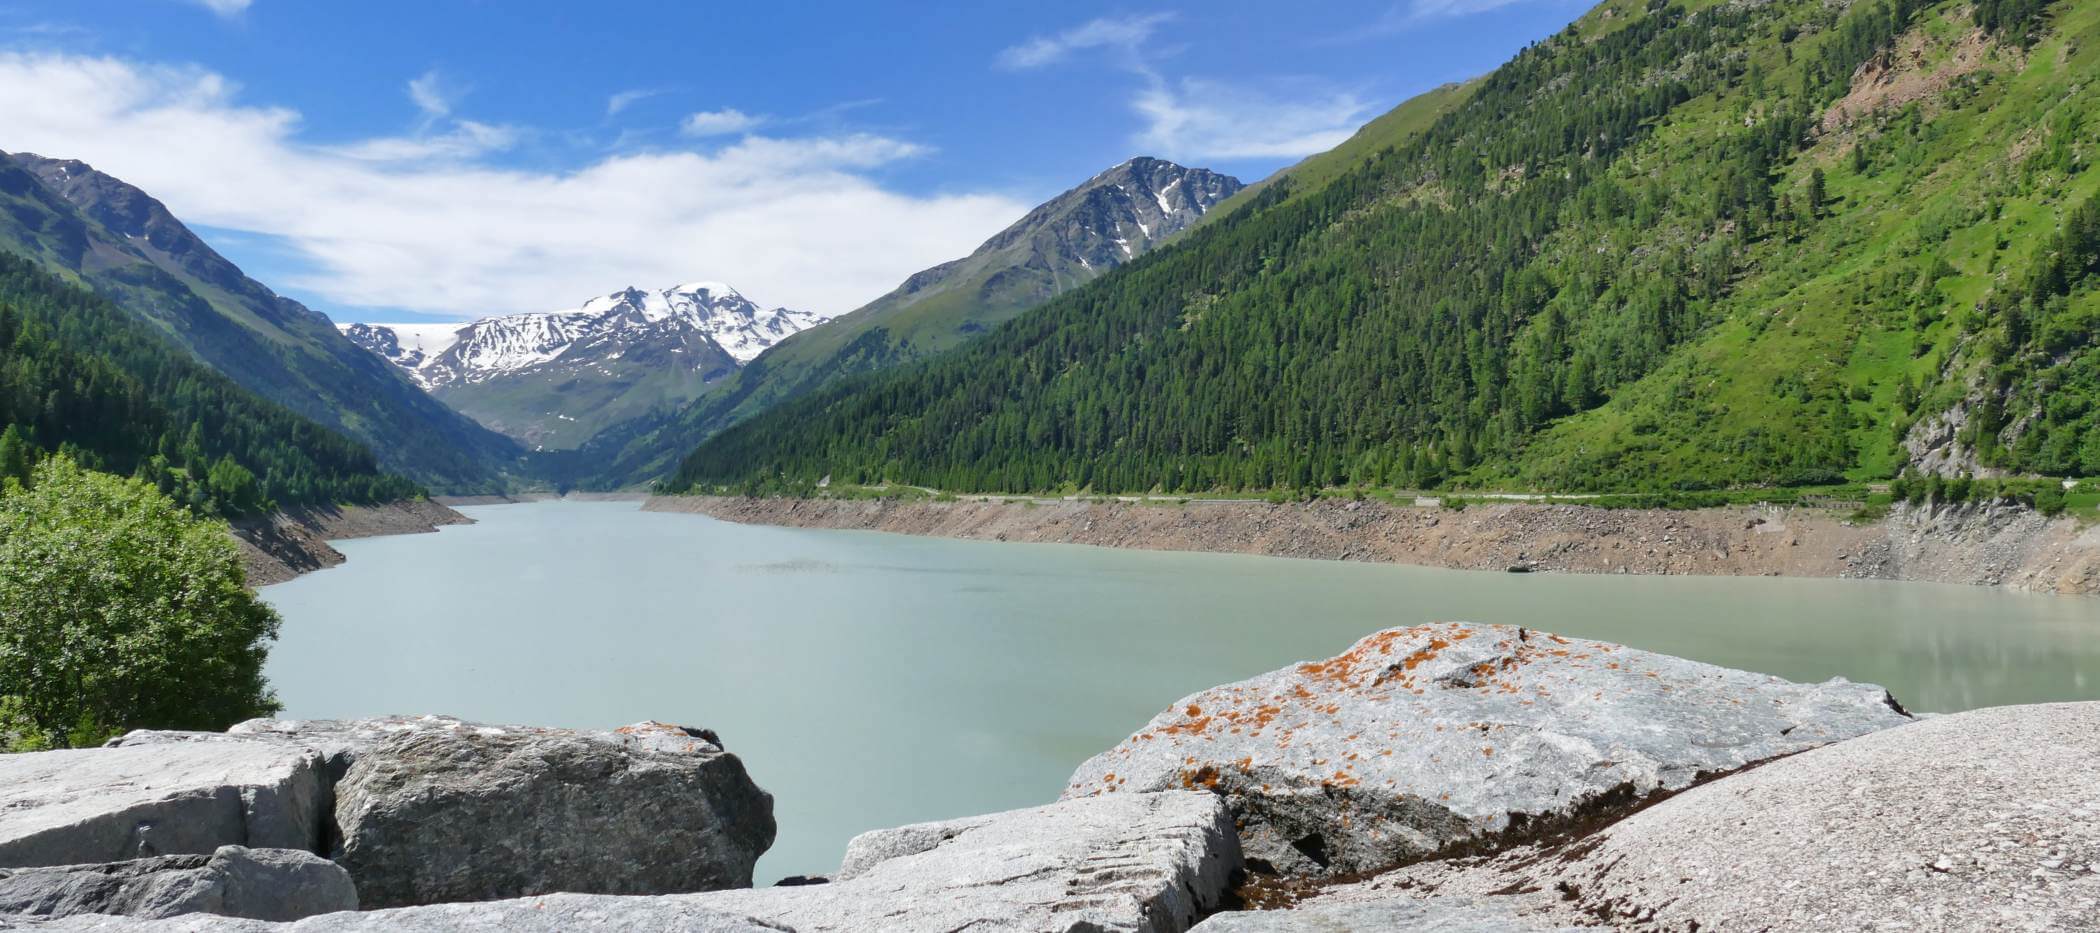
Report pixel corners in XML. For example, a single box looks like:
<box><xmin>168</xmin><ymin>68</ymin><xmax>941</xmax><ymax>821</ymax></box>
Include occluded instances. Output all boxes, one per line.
<box><xmin>1354</xmin><ymin>702</ymin><xmax>2100</xmax><ymax>932</ymax></box>
<box><xmin>1065</xmin><ymin>623</ymin><xmax>1912</xmax><ymax>877</ymax></box>
<box><xmin>0</xmin><ymin>846</ymin><xmax>354</xmax><ymax>921</ymax></box>
<box><xmin>0</xmin><ymin>744</ymin><xmax>325</xmax><ymax>869</ymax></box>
<box><xmin>9</xmin><ymin>792</ymin><xmax>1238</xmax><ymax>933</ymax></box>
<box><xmin>1189</xmin><ymin>898</ymin><xmax>1585</xmax><ymax>932</ymax></box>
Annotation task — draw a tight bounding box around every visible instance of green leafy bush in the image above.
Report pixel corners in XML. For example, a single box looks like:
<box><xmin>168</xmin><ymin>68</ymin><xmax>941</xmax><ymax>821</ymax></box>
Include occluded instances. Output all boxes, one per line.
<box><xmin>0</xmin><ymin>456</ymin><xmax>281</xmax><ymax>751</ymax></box>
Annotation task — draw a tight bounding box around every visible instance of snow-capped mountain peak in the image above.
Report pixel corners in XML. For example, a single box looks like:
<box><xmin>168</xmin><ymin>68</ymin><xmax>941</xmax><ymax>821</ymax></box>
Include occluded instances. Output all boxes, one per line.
<box><xmin>342</xmin><ymin>281</ymin><xmax>831</xmax><ymax>392</ymax></box>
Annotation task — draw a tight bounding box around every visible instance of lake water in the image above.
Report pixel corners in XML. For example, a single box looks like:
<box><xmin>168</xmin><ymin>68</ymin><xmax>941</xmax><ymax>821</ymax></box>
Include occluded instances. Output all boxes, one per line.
<box><xmin>261</xmin><ymin>500</ymin><xmax>2099</xmax><ymax>880</ymax></box>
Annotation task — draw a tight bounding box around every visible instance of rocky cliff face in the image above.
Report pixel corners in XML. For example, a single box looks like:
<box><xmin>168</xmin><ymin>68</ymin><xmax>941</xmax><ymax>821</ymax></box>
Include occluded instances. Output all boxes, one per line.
<box><xmin>344</xmin><ymin>284</ymin><xmax>828</xmax><ymax>450</ymax></box>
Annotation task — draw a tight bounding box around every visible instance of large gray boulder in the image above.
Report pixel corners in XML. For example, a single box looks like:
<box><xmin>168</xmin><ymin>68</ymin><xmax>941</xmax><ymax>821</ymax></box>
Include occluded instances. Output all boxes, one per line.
<box><xmin>322</xmin><ymin>718</ymin><xmax>772</xmax><ymax>908</ymax></box>
<box><xmin>1065</xmin><ymin>623</ymin><xmax>1912</xmax><ymax>878</ymax></box>
<box><xmin>0</xmin><ymin>743</ymin><xmax>325</xmax><ymax>869</ymax></box>
<box><xmin>1345</xmin><ymin>701</ymin><xmax>2100</xmax><ymax>932</ymax></box>
<box><xmin>9</xmin><ymin>792</ymin><xmax>1239</xmax><ymax>933</ymax></box>
<box><xmin>0</xmin><ymin>846</ymin><xmax>354</xmax><ymax>921</ymax></box>
<box><xmin>108</xmin><ymin>716</ymin><xmax>775</xmax><ymax>908</ymax></box>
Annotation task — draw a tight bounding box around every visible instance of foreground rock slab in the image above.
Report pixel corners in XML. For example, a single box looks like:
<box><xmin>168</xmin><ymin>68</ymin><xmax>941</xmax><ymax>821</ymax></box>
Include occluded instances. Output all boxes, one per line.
<box><xmin>10</xmin><ymin>791</ymin><xmax>1237</xmax><ymax>933</ymax></box>
<box><xmin>1337</xmin><ymin>701</ymin><xmax>2100</xmax><ymax>932</ymax></box>
<box><xmin>108</xmin><ymin>716</ymin><xmax>776</xmax><ymax>908</ymax></box>
<box><xmin>0</xmin><ymin>744</ymin><xmax>324</xmax><ymax>869</ymax></box>
<box><xmin>0</xmin><ymin>846</ymin><xmax>354</xmax><ymax>921</ymax></box>
<box><xmin>1065</xmin><ymin>623</ymin><xmax>1911</xmax><ymax>877</ymax></box>
<box><xmin>0</xmin><ymin>894</ymin><xmax>792</xmax><ymax>932</ymax></box>
<box><xmin>698</xmin><ymin>790</ymin><xmax>1239</xmax><ymax>932</ymax></box>
<box><xmin>1189</xmin><ymin>898</ymin><xmax>1585</xmax><ymax>932</ymax></box>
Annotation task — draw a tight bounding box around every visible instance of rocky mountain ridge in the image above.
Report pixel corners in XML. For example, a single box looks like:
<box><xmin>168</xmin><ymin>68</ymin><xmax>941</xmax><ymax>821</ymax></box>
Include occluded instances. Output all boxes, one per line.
<box><xmin>567</xmin><ymin>155</ymin><xmax>1243</xmax><ymax>487</ymax></box>
<box><xmin>342</xmin><ymin>283</ymin><xmax>828</xmax><ymax>450</ymax></box>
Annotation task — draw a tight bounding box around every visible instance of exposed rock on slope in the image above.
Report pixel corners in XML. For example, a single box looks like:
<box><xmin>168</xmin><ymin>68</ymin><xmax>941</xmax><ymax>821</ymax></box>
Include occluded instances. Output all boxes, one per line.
<box><xmin>1064</xmin><ymin>623</ymin><xmax>1911</xmax><ymax>878</ymax></box>
<box><xmin>654</xmin><ymin>495</ymin><xmax>2100</xmax><ymax>594</ymax></box>
<box><xmin>104</xmin><ymin>717</ymin><xmax>775</xmax><ymax>908</ymax></box>
<box><xmin>230</xmin><ymin>500</ymin><xmax>470</xmax><ymax>587</ymax></box>
<box><xmin>0</xmin><ymin>743</ymin><xmax>325</xmax><ymax>868</ymax></box>
<box><xmin>0</xmin><ymin>847</ymin><xmax>354</xmax><ymax>922</ymax></box>
<box><xmin>1304</xmin><ymin>702</ymin><xmax>2100</xmax><ymax>932</ymax></box>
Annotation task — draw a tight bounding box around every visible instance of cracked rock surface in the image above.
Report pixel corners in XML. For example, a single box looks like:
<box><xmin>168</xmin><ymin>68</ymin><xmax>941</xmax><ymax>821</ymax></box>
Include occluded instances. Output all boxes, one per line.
<box><xmin>1312</xmin><ymin>702</ymin><xmax>2100</xmax><ymax>932</ymax></box>
<box><xmin>0</xmin><ymin>743</ymin><xmax>325</xmax><ymax>869</ymax></box>
<box><xmin>109</xmin><ymin>717</ymin><xmax>774</xmax><ymax>909</ymax></box>
<box><xmin>11</xmin><ymin>791</ymin><xmax>1239</xmax><ymax>933</ymax></box>
<box><xmin>1064</xmin><ymin>623</ymin><xmax>1912</xmax><ymax>877</ymax></box>
<box><xmin>0</xmin><ymin>846</ymin><xmax>353</xmax><ymax>921</ymax></box>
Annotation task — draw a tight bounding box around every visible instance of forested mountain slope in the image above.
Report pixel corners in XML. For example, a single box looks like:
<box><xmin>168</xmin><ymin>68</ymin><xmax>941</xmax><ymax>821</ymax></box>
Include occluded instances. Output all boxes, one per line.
<box><xmin>667</xmin><ymin>0</ymin><xmax>2089</xmax><ymax>495</ymax></box>
<box><xmin>0</xmin><ymin>153</ymin><xmax>522</xmax><ymax>492</ymax></box>
<box><xmin>0</xmin><ymin>250</ymin><xmax>420</xmax><ymax>516</ymax></box>
<box><xmin>567</xmin><ymin>157</ymin><xmax>1240</xmax><ymax>488</ymax></box>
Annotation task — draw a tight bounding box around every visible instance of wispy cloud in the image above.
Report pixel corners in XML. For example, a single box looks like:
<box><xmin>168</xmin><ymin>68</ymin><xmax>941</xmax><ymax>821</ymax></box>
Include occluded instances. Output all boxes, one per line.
<box><xmin>1001</xmin><ymin>12</ymin><xmax>1369</xmax><ymax>163</ymax></box>
<box><xmin>186</xmin><ymin>0</ymin><xmax>252</xmax><ymax>17</ymax></box>
<box><xmin>680</xmin><ymin>107</ymin><xmax>762</xmax><ymax>138</ymax></box>
<box><xmin>406</xmin><ymin>69</ymin><xmax>458</xmax><ymax>125</ymax></box>
<box><xmin>1135</xmin><ymin>77</ymin><xmax>1371</xmax><ymax>160</ymax></box>
<box><xmin>605</xmin><ymin>87</ymin><xmax>665</xmax><ymax>117</ymax></box>
<box><xmin>0</xmin><ymin>52</ymin><xmax>1031</xmax><ymax>317</ymax></box>
<box><xmin>996</xmin><ymin>13</ymin><xmax>1174</xmax><ymax>70</ymax></box>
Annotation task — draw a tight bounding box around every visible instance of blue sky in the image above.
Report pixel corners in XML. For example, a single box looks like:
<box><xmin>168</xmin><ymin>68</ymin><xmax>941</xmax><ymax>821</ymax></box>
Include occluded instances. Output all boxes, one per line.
<box><xmin>0</xmin><ymin>0</ymin><xmax>1588</xmax><ymax>321</ymax></box>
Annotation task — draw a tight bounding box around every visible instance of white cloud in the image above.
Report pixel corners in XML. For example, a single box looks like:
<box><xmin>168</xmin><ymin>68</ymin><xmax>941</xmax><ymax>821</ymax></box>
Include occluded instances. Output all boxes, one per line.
<box><xmin>996</xmin><ymin>13</ymin><xmax>1174</xmax><ymax>70</ymax></box>
<box><xmin>0</xmin><ymin>52</ymin><xmax>1031</xmax><ymax>317</ymax></box>
<box><xmin>406</xmin><ymin>70</ymin><xmax>457</xmax><ymax>125</ymax></box>
<box><xmin>1003</xmin><ymin>13</ymin><xmax>1369</xmax><ymax>163</ymax></box>
<box><xmin>187</xmin><ymin>0</ymin><xmax>252</xmax><ymax>16</ymax></box>
<box><xmin>1135</xmin><ymin>77</ymin><xmax>1372</xmax><ymax>160</ymax></box>
<box><xmin>1406</xmin><ymin>0</ymin><xmax>1537</xmax><ymax>19</ymax></box>
<box><xmin>680</xmin><ymin>108</ymin><xmax>762</xmax><ymax>137</ymax></box>
<box><xmin>605</xmin><ymin>88</ymin><xmax>664</xmax><ymax>117</ymax></box>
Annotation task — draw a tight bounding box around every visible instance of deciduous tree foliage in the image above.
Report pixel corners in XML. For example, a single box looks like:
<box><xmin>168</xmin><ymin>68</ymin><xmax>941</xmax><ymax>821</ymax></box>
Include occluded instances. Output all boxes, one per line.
<box><xmin>0</xmin><ymin>456</ymin><xmax>281</xmax><ymax>750</ymax></box>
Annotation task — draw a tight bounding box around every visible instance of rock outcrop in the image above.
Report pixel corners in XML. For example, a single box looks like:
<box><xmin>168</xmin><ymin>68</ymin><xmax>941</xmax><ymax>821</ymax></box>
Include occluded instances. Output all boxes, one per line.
<box><xmin>705</xmin><ymin>791</ymin><xmax>1240</xmax><ymax>932</ymax></box>
<box><xmin>1189</xmin><ymin>898</ymin><xmax>1586</xmax><ymax>932</ymax></box>
<box><xmin>11</xmin><ymin>791</ymin><xmax>1239</xmax><ymax>933</ymax></box>
<box><xmin>1323</xmin><ymin>701</ymin><xmax>2100</xmax><ymax>932</ymax></box>
<box><xmin>111</xmin><ymin>717</ymin><xmax>774</xmax><ymax>909</ymax></box>
<box><xmin>1065</xmin><ymin>623</ymin><xmax>1912</xmax><ymax>878</ymax></box>
<box><xmin>0</xmin><ymin>743</ymin><xmax>325</xmax><ymax>869</ymax></box>
<box><xmin>0</xmin><ymin>847</ymin><xmax>354</xmax><ymax>922</ymax></box>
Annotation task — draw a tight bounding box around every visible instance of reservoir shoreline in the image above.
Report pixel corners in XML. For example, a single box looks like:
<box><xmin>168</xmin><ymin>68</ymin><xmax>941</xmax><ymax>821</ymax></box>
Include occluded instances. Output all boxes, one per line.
<box><xmin>233</xmin><ymin>499</ymin><xmax>471</xmax><ymax>587</ymax></box>
<box><xmin>649</xmin><ymin>494</ymin><xmax>2100</xmax><ymax>596</ymax></box>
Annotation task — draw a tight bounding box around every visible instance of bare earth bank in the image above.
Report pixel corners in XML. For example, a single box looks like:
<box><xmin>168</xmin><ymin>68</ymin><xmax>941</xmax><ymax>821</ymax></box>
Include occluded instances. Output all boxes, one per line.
<box><xmin>232</xmin><ymin>499</ymin><xmax>472</xmax><ymax>587</ymax></box>
<box><xmin>646</xmin><ymin>496</ymin><xmax>2100</xmax><ymax>596</ymax></box>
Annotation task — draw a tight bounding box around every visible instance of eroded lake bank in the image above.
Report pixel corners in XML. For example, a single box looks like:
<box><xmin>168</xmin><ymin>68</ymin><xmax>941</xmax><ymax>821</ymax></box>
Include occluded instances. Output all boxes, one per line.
<box><xmin>652</xmin><ymin>495</ymin><xmax>2100</xmax><ymax>595</ymax></box>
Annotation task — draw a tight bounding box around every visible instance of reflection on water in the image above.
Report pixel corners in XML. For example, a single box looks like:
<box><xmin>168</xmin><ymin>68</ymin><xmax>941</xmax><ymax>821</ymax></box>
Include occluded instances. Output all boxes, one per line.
<box><xmin>261</xmin><ymin>501</ymin><xmax>2099</xmax><ymax>880</ymax></box>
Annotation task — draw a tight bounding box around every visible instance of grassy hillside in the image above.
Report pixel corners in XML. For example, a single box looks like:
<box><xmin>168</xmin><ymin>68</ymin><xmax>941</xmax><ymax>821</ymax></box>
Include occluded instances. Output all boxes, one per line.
<box><xmin>664</xmin><ymin>0</ymin><xmax>2088</xmax><ymax>497</ymax></box>
<box><xmin>0</xmin><ymin>154</ymin><xmax>523</xmax><ymax>493</ymax></box>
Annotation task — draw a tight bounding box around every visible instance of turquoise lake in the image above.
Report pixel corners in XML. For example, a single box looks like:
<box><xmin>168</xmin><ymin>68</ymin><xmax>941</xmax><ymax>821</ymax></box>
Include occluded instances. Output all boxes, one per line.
<box><xmin>260</xmin><ymin>500</ymin><xmax>2100</xmax><ymax>880</ymax></box>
